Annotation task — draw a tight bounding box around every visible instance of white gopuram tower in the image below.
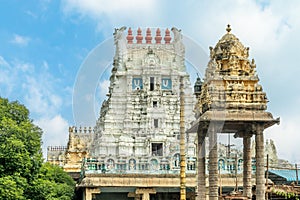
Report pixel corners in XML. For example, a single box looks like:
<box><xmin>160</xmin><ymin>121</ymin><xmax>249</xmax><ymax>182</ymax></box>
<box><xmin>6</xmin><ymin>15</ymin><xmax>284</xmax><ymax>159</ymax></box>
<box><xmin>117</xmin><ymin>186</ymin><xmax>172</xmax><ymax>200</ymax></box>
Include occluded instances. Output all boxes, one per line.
<box><xmin>90</xmin><ymin>27</ymin><xmax>196</xmax><ymax>174</ymax></box>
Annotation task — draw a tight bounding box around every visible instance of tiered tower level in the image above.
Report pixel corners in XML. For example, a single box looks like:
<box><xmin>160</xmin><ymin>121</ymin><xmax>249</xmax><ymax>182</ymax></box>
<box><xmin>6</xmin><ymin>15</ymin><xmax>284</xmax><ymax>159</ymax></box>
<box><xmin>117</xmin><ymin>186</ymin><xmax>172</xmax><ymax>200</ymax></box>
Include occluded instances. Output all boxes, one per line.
<box><xmin>195</xmin><ymin>25</ymin><xmax>268</xmax><ymax>117</ymax></box>
<box><xmin>86</xmin><ymin>27</ymin><xmax>196</xmax><ymax>174</ymax></box>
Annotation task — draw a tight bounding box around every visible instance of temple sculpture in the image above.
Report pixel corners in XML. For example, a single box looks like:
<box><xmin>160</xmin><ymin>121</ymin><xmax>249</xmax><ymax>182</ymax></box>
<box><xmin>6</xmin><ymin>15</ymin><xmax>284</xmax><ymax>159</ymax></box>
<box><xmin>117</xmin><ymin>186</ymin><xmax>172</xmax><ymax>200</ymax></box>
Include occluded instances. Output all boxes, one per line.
<box><xmin>192</xmin><ymin>25</ymin><xmax>279</xmax><ymax>200</ymax></box>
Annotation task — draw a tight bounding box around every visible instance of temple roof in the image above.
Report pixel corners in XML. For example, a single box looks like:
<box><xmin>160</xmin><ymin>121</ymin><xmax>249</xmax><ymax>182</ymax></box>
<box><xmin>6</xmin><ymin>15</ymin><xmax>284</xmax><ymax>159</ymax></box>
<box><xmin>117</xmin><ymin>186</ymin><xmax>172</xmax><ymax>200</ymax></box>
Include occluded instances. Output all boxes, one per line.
<box><xmin>191</xmin><ymin>25</ymin><xmax>279</xmax><ymax>134</ymax></box>
<box><xmin>210</xmin><ymin>24</ymin><xmax>249</xmax><ymax>63</ymax></box>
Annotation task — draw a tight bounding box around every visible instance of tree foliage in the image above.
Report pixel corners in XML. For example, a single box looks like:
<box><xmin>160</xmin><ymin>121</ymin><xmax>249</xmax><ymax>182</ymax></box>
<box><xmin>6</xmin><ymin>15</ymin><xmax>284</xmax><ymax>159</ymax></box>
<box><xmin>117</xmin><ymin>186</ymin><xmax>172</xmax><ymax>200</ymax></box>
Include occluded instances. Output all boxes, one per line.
<box><xmin>28</xmin><ymin>163</ymin><xmax>75</xmax><ymax>200</ymax></box>
<box><xmin>0</xmin><ymin>97</ymin><xmax>75</xmax><ymax>200</ymax></box>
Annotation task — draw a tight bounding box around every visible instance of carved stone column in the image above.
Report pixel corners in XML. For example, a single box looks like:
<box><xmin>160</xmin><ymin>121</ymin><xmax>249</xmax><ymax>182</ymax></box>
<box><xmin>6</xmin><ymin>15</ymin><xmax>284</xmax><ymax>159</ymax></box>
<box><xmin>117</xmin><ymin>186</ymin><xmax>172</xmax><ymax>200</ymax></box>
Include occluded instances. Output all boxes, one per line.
<box><xmin>85</xmin><ymin>188</ymin><xmax>101</xmax><ymax>200</ymax></box>
<box><xmin>197</xmin><ymin>136</ymin><xmax>206</xmax><ymax>200</ymax></box>
<box><xmin>255</xmin><ymin>125</ymin><xmax>265</xmax><ymax>200</ymax></box>
<box><xmin>209</xmin><ymin>127</ymin><xmax>218</xmax><ymax>200</ymax></box>
<box><xmin>243</xmin><ymin>135</ymin><xmax>252</xmax><ymax>199</ymax></box>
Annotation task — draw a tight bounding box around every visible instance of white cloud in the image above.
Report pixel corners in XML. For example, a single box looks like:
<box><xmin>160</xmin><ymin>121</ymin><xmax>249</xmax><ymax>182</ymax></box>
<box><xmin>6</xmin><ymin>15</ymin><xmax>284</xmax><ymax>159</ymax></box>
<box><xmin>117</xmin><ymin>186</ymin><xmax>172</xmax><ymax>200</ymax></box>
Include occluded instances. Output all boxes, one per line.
<box><xmin>15</xmin><ymin>62</ymin><xmax>34</xmax><ymax>73</ymax></box>
<box><xmin>11</xmin><ymin>60</ymin><xmax>63</xmax><ymax>118</ymax></box>
<box><xmin>0</xmin><ymin>56</ymin><xmax>9</xmax><ymax>67</ymax></box>
<box><xmin>23</xmin><ymin>76</ymin><xmax>63</xmax><ymax>116</ymax></box>
<box><xmin>34</xmin><ymin>115</ymin><xmax>69</xmax><ymax>158</ymax></box>
<box><xmin>0</xmin><ymin>56</ymin><xmax>18</xmax><ymax>96</ymax></box>
<box><xmin>11</xmin><ymin>34</ymin><xmax>30</xmax><ymax>46</ymax></box>
<box><xmin>0</xmin><ymin>60</ymin><xmax>35</xmax><ymax>95</ymax></box>
<box><xmin>25</xmin><ymin>10</ymin><xmax>38</xmax><ymax>19</ymax></box>
<box><xmin>23</xmin><ymin>77</ymin><xmax>49</xmax><ymax>114</ymax></box>
<box><xmin>265</xmin><ymin>115</ymin><xmax>300</xmax><ymax>163</ymax></box>
<box><xmin>62</xmin><ymin>0</ymin><xmax>156</xmax><ymax>17</ymax></box>
<box><xmin>0</xmin><ymin>55</ymin><xmax>69</xmax><ymax>159</ymax></box>
<box><xmin>61</xmin><ymin>0</ymin><xmax>159</xmax><ymax>34</ymax></box>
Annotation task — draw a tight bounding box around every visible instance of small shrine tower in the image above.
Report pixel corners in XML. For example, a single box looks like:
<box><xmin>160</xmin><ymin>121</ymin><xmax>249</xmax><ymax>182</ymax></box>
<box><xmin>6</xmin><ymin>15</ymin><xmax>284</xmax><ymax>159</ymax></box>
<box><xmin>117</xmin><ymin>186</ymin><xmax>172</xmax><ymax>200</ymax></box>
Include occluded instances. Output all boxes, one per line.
<box><xmin>194</xmin><ymin>25</ymin><xmax>279</xmax><ymax>199</ymax></box>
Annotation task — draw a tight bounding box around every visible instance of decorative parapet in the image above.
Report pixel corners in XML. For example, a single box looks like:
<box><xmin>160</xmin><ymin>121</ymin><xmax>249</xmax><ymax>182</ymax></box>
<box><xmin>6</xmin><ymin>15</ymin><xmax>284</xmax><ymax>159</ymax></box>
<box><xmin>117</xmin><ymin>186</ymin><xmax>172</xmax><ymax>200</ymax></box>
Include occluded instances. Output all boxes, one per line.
<box><xmin>47</xmin><ymin>146</ymin><xmax>67</xmax><ymax>151</ymax></box>
<box><xmin>111</xmin><ymin>26</ymin><xmax>185</xmax><ymax>73</ymax></box>
<box><xmin>66</xmin><ymin>126</ymin><xmax>93</xmax><ymax>152</ymax></box>
<box><xmin>125</xmin><ymin>27</ymin><xmax>173</xmax><ymax>44</ymax></box>
<box><xmin>80</xmin><ymin>156</ymin><xmax>197</xmax><ymax>175</ymax></box>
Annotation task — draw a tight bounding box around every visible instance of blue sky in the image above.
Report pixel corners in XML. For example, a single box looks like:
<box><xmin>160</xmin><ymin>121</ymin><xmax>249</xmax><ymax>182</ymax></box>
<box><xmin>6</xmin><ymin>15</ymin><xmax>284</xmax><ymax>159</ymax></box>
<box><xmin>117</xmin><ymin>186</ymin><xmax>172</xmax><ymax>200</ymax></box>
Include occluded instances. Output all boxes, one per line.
<box><xmin>0</xmin><ymin>0</ymin><xmax>300</xmax><ymax>163</ymax></box>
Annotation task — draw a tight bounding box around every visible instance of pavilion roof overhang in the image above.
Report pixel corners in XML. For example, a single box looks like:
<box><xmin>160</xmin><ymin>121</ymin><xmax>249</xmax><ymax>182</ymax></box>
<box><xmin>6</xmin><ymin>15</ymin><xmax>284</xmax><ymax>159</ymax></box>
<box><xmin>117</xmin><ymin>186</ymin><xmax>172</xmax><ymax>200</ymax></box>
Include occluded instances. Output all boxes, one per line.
<box><xmin>187</xmin><ymin>110</ymin><xmax>280</xmax><ymax>135</ymax></box>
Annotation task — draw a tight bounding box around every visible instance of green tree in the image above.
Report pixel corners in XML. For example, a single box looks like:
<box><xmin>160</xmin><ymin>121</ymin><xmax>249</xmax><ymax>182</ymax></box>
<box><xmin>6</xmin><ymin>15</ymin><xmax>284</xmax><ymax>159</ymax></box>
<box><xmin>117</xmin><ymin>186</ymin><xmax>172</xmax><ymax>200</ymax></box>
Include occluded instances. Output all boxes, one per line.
<box><xmin>0</xmin><ymin>98</ymin><xmax>43</xmax><ymax>179</ymax></box>
<box><xmin>28</xmin><ymin>163</ymin><xmax>75</xmax><ymax>200</ymax></box>
<box><xmin>0</xmin><ymin>97</ymin><xmax>75</xmax><ymax>200</ymax></box>
<box><xmin>0</xmin><ymin>175</ymin><xmax>26</xmax><ymax>200</ymax></box>
<box><xmin>30</xmin><ymin>163</ymin><xmax>75</xmax><ymax>200</ymax></box>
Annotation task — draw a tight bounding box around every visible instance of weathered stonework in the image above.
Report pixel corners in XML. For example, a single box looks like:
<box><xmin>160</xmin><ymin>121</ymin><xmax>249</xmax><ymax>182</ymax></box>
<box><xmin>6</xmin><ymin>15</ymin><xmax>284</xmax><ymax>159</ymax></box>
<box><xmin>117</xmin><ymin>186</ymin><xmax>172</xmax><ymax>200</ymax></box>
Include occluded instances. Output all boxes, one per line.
<box><xmin>195</xmin><ymin>25</ymin><xmax>268</xmax><ymax>118</ymax></box>
<box><xmin>63</xmin><ymin>126</ymin><xmax>93</xmax><ymax>173</ymax></box>
<box><xmin>194</xmin><ymin>25</ymin><xmax>279</xmax><ymax>200</ymax></box>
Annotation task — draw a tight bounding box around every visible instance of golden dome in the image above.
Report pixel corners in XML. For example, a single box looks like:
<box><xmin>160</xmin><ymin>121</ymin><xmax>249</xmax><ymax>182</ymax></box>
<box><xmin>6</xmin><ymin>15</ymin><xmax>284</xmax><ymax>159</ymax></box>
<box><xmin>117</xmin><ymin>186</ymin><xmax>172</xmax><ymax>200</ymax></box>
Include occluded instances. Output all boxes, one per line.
<box><xmin>210</xmin><ymin>24</ymin><xmax>249</xmax><ymax>60</ymax></box>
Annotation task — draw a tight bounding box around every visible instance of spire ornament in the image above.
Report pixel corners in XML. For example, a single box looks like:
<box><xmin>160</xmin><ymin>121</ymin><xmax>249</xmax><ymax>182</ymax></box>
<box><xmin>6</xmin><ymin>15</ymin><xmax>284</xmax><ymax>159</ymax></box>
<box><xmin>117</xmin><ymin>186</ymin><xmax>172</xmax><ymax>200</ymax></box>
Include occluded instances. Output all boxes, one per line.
<box><xmin>164</xmin><ymin>28</ymin><xmax>171</xmax><ymax>44</ymax></box>
<box><xmin>226</xmin><ymin>24</ymin><xmax>232</xmax><ymax>33</ymax></box>
<box><xmin>145</xmin><ymin>28</ymin><xmax>152</xmax><ymax>44</ymax></box>
<box><xmin>155</xmin><ymin>28</ymin><xmax>162</xmax><ymax>44</ymax></box>
<box><xmin>136</xmin><ymin>27</ymin><xmax>143</xmax><ymax>44</ymax></box>
<box><xmin>126</xmin><ymin>27</ymin><xmax>134</xmax><ymax>44</ymax></box>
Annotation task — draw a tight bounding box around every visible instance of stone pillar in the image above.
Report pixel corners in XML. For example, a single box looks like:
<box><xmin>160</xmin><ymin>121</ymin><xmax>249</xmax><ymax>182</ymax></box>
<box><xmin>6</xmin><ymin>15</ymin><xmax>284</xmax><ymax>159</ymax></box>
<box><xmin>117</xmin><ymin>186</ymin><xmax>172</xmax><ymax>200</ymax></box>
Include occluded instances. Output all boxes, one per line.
<box><xmin>209</xmin><ymin>128</ymin><xmax>218</xmax><ymax>200</ymax></box>
<box><xmin>243</xmin><ymin>135</ymin><xmax>252</xmax><ymax>199</ymax></box>
<box><xmin>197</xmin><ymin>136</ymin><xmax>206</xmax><ymax>200</ymax></box>
<box><xmin>85</xmin><ymin>188</ymin><xmax>101</xmax><ymax>200</ymax></box>
<box><xmin>255</xmin><ymin>125</ymin><xmax>265</xmax><ymax>200</ymax></box>
<box><xmin>136</xmin><ymin>188</ymin><xmax>156</xmax><ymax>200</ymax></box>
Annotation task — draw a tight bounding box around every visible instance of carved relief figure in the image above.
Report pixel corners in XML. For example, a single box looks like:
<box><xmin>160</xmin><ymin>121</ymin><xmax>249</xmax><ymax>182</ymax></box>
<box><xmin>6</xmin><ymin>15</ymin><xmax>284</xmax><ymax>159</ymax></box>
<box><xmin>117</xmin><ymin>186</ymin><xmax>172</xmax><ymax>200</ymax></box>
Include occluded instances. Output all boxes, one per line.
<box><xmin>174</xmin><ymin>153</ymin><xmax>180</xmax><ymax>168</ymax></box>
<box><xmin>129</xmin><ymin>159</ymin><xmax>136</xmax><ymax>170</ymax></box>
<box><xmin>107</xmin><ymin>159</ymin><xmax>115</xmax><ymax>170</ymax></box>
